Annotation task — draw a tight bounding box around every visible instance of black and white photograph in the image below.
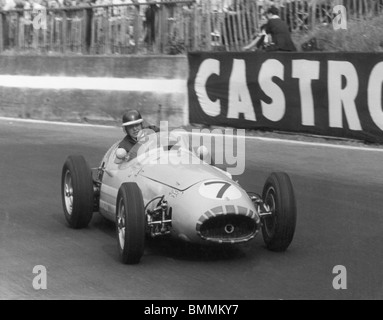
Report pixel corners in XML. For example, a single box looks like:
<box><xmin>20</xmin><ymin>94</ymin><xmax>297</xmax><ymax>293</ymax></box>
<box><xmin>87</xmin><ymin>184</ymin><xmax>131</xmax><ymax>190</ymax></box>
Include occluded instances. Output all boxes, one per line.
<box><xmin>1</xmin><ymin>0</ymin><xmax>382</xmax><ymax>303</ymax></box>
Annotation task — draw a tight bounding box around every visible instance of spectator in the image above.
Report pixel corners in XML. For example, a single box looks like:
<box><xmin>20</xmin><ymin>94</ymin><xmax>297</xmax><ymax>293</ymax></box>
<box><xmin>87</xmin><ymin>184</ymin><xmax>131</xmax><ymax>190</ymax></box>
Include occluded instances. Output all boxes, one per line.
<box><xmin>15</xmin><ymin>0</ymin><xmax>25</xmax><ymax>9</ymax></box>
<box><xmin>1</xmin><ymin>0</ymin><xmax>16</xmax><ymax>49</ymax></box>
<box><xmin>47</xmin><ymin>0</ymin><xmax>60</xmax><ymax>8</ymax></box>
<box><xmin>144</xmin><ymin>2</ymin><xmax>158</xmax><ymax>46</ymax></box>
<box><xmin>31</xmin><ymin>0</ymin><xmax>46</xmax><ymax>9</ymax></box>
<box><xmin>24</xmin><ymin>0</ymin><xmax>32</xmax><ymax>20</ymax></box>
<box><xmin>244</xmin><ymin>5</ymin><xmax>296</xmax><ymax>52</ymax></box>
<box><xmin>261</xmin><ymin>6</ymin><xmax>296</xmax><ymax>51</ymax></box>
<box><xmin>112</xmin><ymin>0</ymin><xmax>122</xmax><ymax>16</ymax></box>
<box><xmin>2</xmin><ymin>0</ymin><xmax>16</xmax><ymax>10</ymax></box>
<box><xmin>83</xmin><ymin>0</ymin><xmax>94</xmax><ymax>53</ymax></box>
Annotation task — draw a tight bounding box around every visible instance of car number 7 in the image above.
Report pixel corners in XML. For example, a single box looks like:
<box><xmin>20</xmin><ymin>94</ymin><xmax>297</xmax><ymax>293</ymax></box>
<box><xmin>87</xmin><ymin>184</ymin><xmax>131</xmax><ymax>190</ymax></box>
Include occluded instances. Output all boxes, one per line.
<box><xmin>204</xmin><ymin>181</ymin><xmax>231</xmax><ymax>199</ymax></box>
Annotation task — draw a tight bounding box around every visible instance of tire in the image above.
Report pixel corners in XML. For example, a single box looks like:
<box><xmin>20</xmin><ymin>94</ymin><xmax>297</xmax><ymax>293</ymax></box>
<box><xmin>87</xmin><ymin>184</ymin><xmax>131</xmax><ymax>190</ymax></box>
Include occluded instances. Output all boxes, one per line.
<box><xmin>261</xmin><ymin>172</ymin><xmax>297</xmax><ymax>252</ymax></box>
<box><xmin>116</xmin><ymin>183</ymin><xmax>145</xmax><ymax>264</ymax></box>
<box><xmin>61</xmin><ymin>155</ymin><xmax>94</xmax><ymax>229</ymax></box>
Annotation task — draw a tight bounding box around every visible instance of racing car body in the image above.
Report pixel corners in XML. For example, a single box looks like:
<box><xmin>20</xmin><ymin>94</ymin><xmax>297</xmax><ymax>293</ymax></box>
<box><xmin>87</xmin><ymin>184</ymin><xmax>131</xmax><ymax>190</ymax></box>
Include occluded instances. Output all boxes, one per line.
<box><xmin>61</xmin><ymin>131</ymin><xmax>297</xmax><ymax>264</ymax></box>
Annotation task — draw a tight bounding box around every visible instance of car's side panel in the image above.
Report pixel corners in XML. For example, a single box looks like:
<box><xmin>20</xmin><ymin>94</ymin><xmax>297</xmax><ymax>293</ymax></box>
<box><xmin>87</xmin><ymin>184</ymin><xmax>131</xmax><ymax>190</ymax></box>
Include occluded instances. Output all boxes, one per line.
<box><xmin>99</xmin><ymin>143</ymin><xmax>124</xmax><ymax>221</ymax></box>
<box><xmin>99</xmin><ymin>145</ymin><xmax>150</xmax><ymax>221</ymax></box>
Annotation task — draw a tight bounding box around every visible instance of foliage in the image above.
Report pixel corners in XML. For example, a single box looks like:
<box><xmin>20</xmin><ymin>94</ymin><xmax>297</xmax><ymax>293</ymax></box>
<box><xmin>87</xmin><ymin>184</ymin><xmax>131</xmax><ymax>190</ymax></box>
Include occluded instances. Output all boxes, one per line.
<box><xmin>293</xmin><ymin>15</ymin><xmax>383</xmax><ymax>52</ymax></box>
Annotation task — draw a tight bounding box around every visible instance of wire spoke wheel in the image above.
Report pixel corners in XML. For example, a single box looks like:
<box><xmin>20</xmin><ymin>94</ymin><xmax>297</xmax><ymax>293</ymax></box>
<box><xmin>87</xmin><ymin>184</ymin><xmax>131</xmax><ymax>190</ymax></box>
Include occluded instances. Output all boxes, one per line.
<box><xmin>116</xmin><ymin>183</ymin><xmax>145</xmax><ymax>264</ymax></box>
<box><xmin>117</xmin><ymin>199</ymin><xmax>126</xmax><ymax>250</ymax></box>
<box><xmin>263</xmin><ymin>186</ymin><xmax>277</xmax><ymax>239</ymax></box>
<box><xmin>63</xmin><ymin>171</ymin><xmax>74</xmax><ymax>216</ymax></box>
<box><xmin>261</xmin><ymin>172</ymin><xmax>297</xmax><ymax>252</ymax></box>
<box><xmin>61</xmin><ymin>155</ymin><xmax>94</xmax><ymax>229</ymax></box>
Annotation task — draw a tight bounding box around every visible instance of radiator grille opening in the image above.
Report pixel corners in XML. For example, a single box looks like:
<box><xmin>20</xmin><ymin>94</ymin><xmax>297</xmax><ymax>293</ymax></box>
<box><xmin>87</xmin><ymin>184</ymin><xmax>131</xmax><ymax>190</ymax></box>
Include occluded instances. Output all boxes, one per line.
<box><xmin>199</xmin><ymin>214</ymin><xmax>257</xmax><ymax>242</ymax></box>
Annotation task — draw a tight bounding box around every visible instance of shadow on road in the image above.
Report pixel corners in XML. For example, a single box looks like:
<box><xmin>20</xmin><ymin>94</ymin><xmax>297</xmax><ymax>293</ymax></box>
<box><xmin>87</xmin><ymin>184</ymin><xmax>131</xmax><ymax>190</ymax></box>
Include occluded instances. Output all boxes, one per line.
<box><xmin>145</xmin><ymin>237</ymin><xmax>248</xmax><ymax>262</ymax></box>
<box><xmin>90</xmin><ymin>213</ymin><xmax>249</xmax><ymax>262</ymax></box>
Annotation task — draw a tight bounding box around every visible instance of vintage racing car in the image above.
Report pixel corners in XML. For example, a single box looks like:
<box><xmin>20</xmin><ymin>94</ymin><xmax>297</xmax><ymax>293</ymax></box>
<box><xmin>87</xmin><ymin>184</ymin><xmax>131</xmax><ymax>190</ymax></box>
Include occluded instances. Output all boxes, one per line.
<box><xmin>61</xmin><ymin>131</ymin><xmax>297</xmax><ymax>264</ymax></box>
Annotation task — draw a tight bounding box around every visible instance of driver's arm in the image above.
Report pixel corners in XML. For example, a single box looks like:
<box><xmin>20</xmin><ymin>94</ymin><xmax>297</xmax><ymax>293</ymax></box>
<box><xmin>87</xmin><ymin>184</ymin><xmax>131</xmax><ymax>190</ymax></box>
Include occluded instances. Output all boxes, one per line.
<box><xmin>146</xmin><ymin>125</ymin><xmax>160</xmax><ymax>133</ymax></box>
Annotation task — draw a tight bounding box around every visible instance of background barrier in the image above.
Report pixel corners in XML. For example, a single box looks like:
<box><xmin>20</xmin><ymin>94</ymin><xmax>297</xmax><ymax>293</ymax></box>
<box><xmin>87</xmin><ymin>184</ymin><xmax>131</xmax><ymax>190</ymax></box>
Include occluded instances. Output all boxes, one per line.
<box><xmin>1</xmin><ymin>0</ymin><xmax>382</xmax><ymax>55</ymax></box>
<box><xmin>2</xmin><ymin>52</ymin><xmax>383</xmax><ymax>144</ymax></box>
<box><xmin>188</xmin><ymin>51</ymin><xmax>383</xmax><ymax>144</ymax></box>
<box><xmin>0</xmin><ymin>55</ymin><xmax>188</xmax><ymax>127</ymax></box>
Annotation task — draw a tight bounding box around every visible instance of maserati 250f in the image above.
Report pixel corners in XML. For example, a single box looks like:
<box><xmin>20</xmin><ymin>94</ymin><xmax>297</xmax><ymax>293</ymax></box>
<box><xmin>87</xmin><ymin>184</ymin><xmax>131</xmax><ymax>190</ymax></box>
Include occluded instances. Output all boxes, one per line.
<box><xmin>61</xmin><ymin>131</ymin><xmax>297</xmax><ymax>264</ymax></box>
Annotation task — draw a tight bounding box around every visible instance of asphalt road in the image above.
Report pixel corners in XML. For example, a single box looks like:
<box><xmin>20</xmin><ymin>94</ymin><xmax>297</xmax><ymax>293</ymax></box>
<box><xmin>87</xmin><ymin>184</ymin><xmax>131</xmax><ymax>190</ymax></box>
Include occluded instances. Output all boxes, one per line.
<box><xmin>1</xmin><ymin>119</ymin><xmax>382</xmax><ymax>300</ymax></box>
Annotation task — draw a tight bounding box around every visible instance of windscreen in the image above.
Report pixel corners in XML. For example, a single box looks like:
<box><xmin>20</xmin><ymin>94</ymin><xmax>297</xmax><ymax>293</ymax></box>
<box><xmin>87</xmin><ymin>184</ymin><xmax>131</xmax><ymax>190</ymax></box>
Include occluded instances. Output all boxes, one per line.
<box><xmin>128</xmin><ymin>131</ymin><xmax>197</xmax><ymax>164</ymax></box>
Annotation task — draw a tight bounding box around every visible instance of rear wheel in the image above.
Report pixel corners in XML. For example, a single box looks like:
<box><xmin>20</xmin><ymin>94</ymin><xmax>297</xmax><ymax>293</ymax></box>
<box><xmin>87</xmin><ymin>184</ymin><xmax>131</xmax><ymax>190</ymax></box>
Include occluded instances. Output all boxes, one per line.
<box><xmin>61</xmin><ymin>155</ymin><xmax>94</xmax><ymax>229</ymax></box>
<box><xmin>262</xmin><ymin>172</ymin><xmax>297</xmax><ymax>252</ymax></box>
<box><xmin>116</xmin><ymin>183</ymin><xmax>145</xmax><ymax>264</ymax></box>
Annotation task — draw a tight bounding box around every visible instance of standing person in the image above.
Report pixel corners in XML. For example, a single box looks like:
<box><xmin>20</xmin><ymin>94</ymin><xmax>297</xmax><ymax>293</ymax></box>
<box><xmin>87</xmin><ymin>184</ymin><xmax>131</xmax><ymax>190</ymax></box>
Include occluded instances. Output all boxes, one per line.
<box><xmin>244</xmin><ymin>6</ymin><xmax>296</xmax><ymax>52</ymax></box>
<box><xmin>262</xmin><ymin>6</ymin><xmax>296</xmax><ymax>52</ymax></box>
<box><xmin>144</xmin><ymin>2</ymin><xmax>158</xmax><ymax>46</ymax></box>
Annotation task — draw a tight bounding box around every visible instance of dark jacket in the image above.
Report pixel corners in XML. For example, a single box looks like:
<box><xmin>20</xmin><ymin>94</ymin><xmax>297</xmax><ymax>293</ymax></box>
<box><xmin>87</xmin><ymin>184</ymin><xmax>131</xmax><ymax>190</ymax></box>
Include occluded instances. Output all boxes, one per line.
<box><xmin>263</xmin><ymin>18</ymin><xmax>297</xmax><ymax>52</ymax></box>
<box><xmin>118</xmin><ymin>134</ymin><xmax>137</xmax><ymax>154</ymax></box>
<box><xmin>118</xmin><ymin>125</ymin><xmax>160</xmax><ymax>155</ymax></box>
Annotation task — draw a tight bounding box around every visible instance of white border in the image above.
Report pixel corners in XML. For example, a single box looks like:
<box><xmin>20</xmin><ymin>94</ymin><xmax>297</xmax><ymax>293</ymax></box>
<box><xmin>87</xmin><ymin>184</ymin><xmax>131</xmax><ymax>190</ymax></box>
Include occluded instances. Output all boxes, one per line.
<box><xmin>0</xmin><ymin>75</ymin><xmax>187</xmax><ymax>94</ymax></box>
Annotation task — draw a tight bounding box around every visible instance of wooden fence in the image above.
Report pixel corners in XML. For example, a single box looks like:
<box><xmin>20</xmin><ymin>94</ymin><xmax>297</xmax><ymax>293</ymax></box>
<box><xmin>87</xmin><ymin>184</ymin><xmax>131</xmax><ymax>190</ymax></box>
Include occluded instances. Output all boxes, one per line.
<box><xmin>207</xmin><ymin>0</ymin><xmax>383</xmax><ymax>51</ymax></box>
<box><xmin>0</xmin><ymin>0</ymin><xmax>198</xmax><ymax>54</ymax></box>
<box><xmin>0</xmin><ymin>0</ymin><xmax>382</xmax><ymax>54</ymax></box>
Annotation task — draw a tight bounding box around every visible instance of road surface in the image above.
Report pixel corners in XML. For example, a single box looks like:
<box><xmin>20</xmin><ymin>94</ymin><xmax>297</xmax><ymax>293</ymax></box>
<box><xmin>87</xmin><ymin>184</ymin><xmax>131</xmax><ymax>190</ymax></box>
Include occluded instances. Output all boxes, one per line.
<box><xmin>1</xmin><ymin>119</ymin><xmax>382</xmax><ymax>300</ymax></box>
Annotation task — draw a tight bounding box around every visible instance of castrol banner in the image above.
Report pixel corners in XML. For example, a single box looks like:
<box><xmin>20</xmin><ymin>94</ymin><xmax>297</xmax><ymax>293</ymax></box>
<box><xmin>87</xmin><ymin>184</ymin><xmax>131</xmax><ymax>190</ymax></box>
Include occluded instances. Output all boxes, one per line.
<box><xmin>188</xmin><ymin>52</ymin><xmax>383</xmax><ymax>143</ymax></box>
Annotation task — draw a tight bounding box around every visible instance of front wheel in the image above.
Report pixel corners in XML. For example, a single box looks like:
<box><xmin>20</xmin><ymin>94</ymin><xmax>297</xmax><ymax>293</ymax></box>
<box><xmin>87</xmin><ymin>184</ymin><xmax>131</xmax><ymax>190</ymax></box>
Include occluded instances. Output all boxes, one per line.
<box><xmin>116</xmin><ymin>183</ymin><xmax>145</xmax><ymax>264</ymax></box>
<box><xmin>261</xmin><ymin>172</ymin><xmax>297</xmax><ymax>252</ymax></box>
<box><xmin>61</xmin><ymin>155</ymin><xmax>94</xmax><ymax>229</ymax></box>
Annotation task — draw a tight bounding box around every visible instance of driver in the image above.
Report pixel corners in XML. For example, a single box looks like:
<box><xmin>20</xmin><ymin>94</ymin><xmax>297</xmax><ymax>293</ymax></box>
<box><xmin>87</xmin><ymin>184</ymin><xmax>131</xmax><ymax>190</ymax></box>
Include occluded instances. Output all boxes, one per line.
<box><xmin>118</xmin><ymin>109</ymin><xmax>159</xmax><ymax>154</ymax></box>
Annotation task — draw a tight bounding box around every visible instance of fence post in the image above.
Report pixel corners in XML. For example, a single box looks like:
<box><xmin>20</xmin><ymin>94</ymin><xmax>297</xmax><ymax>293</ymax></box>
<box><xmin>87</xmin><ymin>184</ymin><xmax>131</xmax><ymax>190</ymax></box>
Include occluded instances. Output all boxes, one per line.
<box><xmin>162</xmin><ymin>4</ymin><xmax>168</xmax><ymax>54</ymax></box>
<box><xmin>49</xmin><ymin>13</ymin><xmax>53</xmax><ymax>52</ymax></box>
<box><xmin>0</xmin><ymin>13</ymin><xmax>3</xmax><ymax>53</ymax></box>
<box><xmin>309</xmin><ymin>0</ymin><xmax>315</xmax><ymax>31</ymax></box>
<box><xmin>156</xmin><ymin>5</ymin><xmax>163</xmax><ymax>53</ymax></box>
<box><xmin>33</xmin><ymin>14</ymin><xmax>39</xmax><ymax>50</ymax></box>
<box><xmin>15</xmin><ymin>12</ymin><xmax>19</xmax><ymax>52</ymax></box>
<box><xmin>254</xmin><ymin>0</ymin><xmax>259</xmax><ymax>31</ymax></box>
<box><xmin>90</xmin><ymin>9</ymin><xmax>95</xmax><ymax>54</ymax></box>
<box><xmin>155</xmin><ymin>5</ymin><xmax>160</xmax><ymax>53</ymax></box>
<box><xmin>105</xmin><ymin>7</ymin><xmax>110</xmax><ymax>54</ymax></box>
<box><xmin>121</xmin><ymin>7</ymin><xmax>126</xmax><ymax>54</ymax></box>
<box><xmin>244</xmin><ymin>0</ymin><xmax>251</xmax><ymax>43</ymax></box>
<box><xmin>205</xmin><ymin>1</ymin><xmax>211</xmax><ymax>51</ymax></box>
<box><xmin>364</xmin><ymin>0</ymin><xmax>369</xmax><ymax>17</ymax></box>
<box><xmin>133</xmin><ymin>5</ymin><xmax>140</xmax><ymax>54</ymax></box>
<box><xmin>359</xmin><ymin>0</ymin><xmax>362</xmax><ymax>17</ymax></box>
<box><xmin>82</xmin><ymin>9</ymin><xmax>86</xmax><ymax>54</ymax></box>
<box><xmin>192</xmin><ymin>3</ymin><xmax>199</xmax><ymax>51</ymax></box>
<box><xmin>188</xmin><ymin>4</ymin><xmax>192</xmax><ymax>51</ymax></box>
<box><xmin>62</xmin><ymin>10</ymin><xmax>67</xmax><ymax>53</ymax></box>
<box><xmin>235</xmin><ymin>0</ymin><xmax>243</xmax><ymax>48</ymax></box>
<box><xmin>43</xmin><ymin>12</ymin><xmax>47</xmax><ymax>53</ymax></box>
<box><xmin>221</xmin><ymin>11</ymin><xmax>229</xmax><ymax>51</ymax></box>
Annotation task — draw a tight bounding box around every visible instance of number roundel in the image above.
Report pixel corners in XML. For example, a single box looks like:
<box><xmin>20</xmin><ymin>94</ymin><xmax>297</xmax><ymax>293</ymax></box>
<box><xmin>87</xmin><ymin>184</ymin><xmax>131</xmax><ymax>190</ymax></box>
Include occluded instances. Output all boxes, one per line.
<box><xmin>199</xmin><ymin>180</ymin><xmax>242</xmax><ymax>200</ymax></box>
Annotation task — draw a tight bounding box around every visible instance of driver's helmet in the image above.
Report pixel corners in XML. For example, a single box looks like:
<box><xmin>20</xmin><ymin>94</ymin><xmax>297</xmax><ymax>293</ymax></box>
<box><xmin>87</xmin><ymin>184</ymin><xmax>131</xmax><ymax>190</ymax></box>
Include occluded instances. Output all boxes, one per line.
<box><xmin>122</xmin><ymin>109</ymin><xmax>143</xmax><ymax>135</ymax></box>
